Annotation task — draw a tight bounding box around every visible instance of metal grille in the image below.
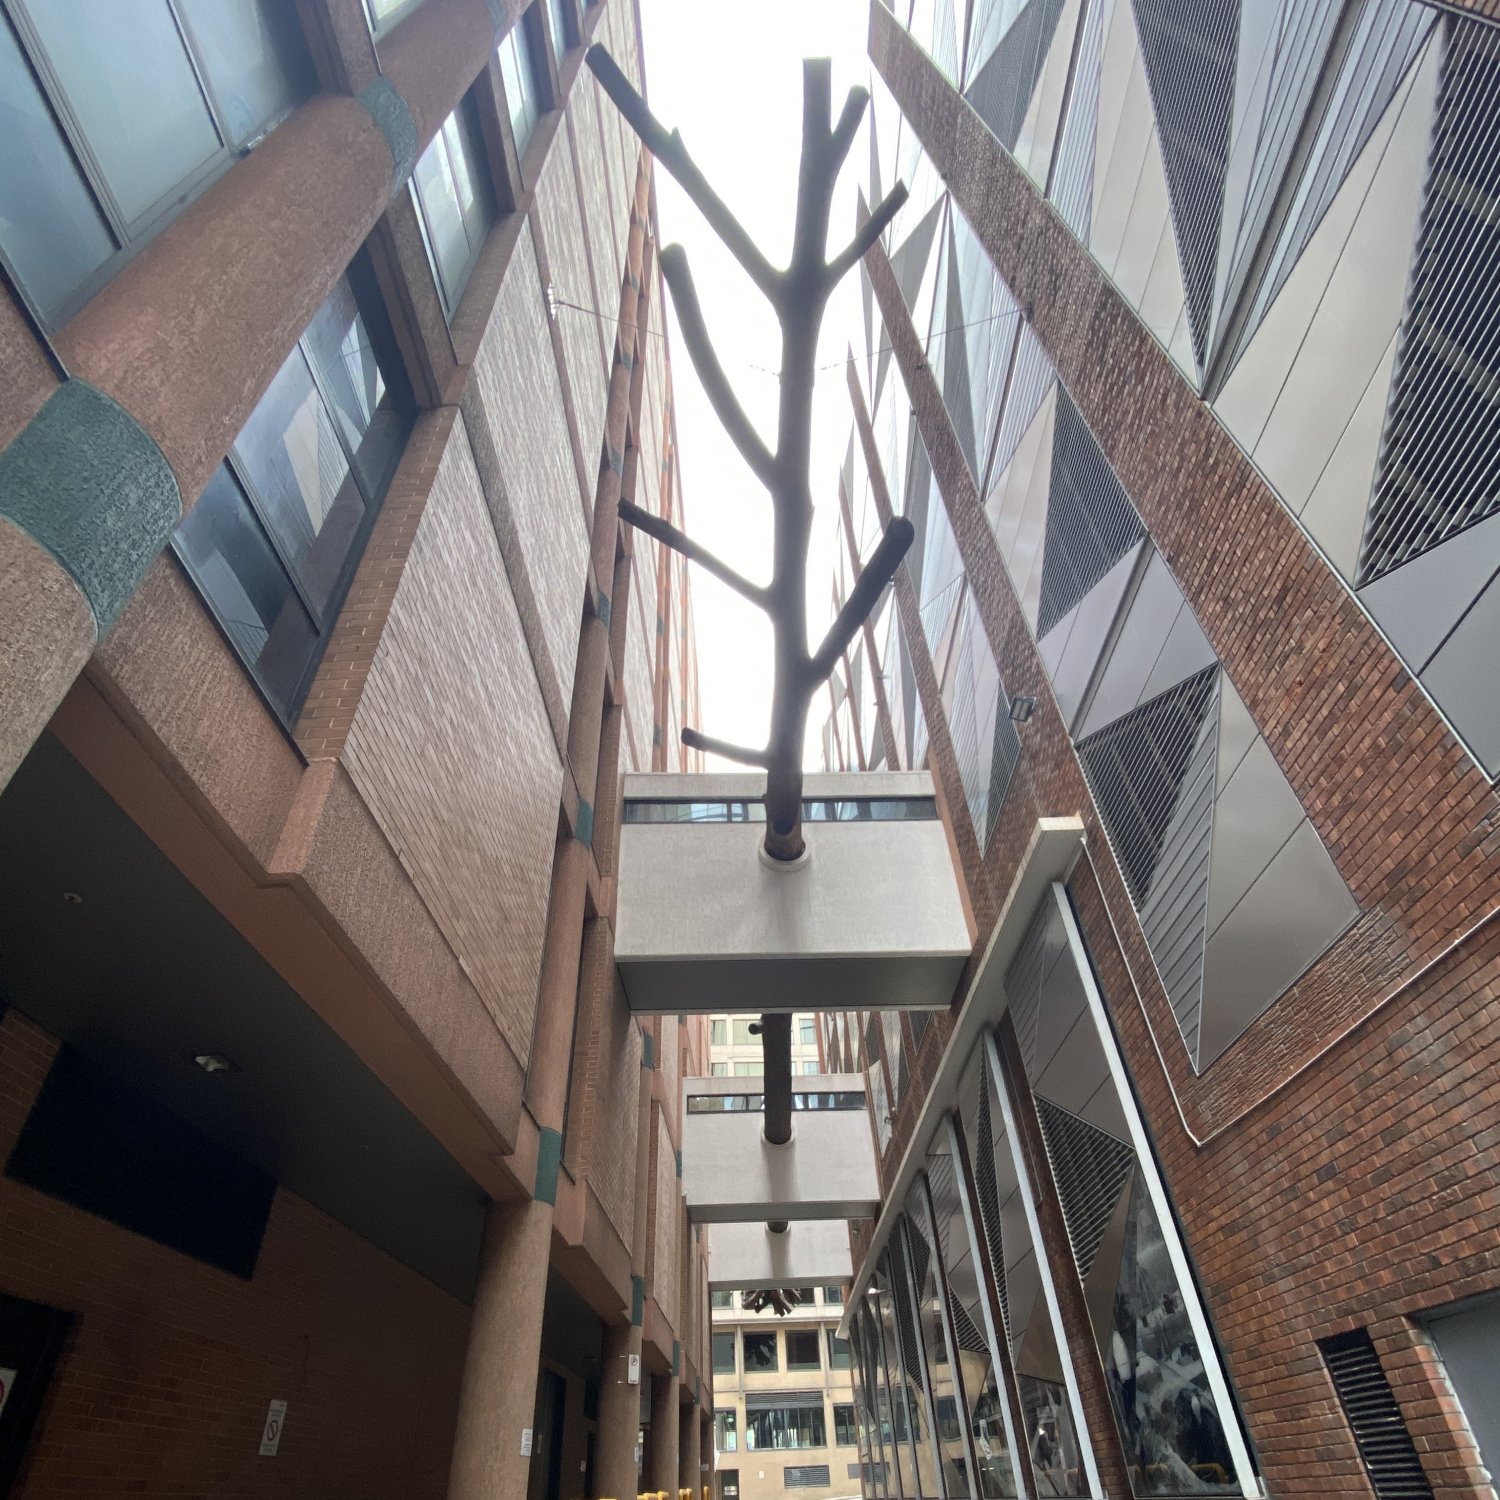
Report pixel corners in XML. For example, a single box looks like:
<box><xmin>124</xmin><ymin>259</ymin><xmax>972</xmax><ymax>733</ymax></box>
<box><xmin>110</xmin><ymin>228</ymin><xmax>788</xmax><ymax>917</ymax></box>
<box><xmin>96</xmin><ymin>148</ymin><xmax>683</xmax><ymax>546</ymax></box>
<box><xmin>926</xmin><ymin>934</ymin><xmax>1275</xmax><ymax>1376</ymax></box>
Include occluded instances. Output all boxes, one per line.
<box><xmin>889</xmin><ymin>1234</ymin><xmax>927</xmax><ymax>1388</ymax></box>
<box><xmin>783</xmin><ymin>1465</ymin><xmax>832</xmax><ymax>1489</ymax></box>
<box><xmin>1076</xmin><ymin>664</ymin><xmax>1220</xmax><ymax>905</ymax></box>
<box><xmin>964</xmin><ymin>0</ymin><xmax>1068</xmax><ymax>152</ymax></box>
<box><xmin>1036</xmin><ymin>390</ymin><xmax>1145</xmax><ymax>637</ymax></box>
<box><xmin>910</xmin><ymin>1011</ymin><xmax>933</xmax><ymax>1052</ymax></box>
<box><xmin>1319</xmin><ymin>1329</ymin><xmax>1435</xmax><ymax>1498</ymax></box>
<box><xmin>947</xmin><ymin>1284</ymin><xmax>991</xmax><ymax>1355</ymax></box>
<box><xmin>1002</xmin><ymin>904</ymin><xmax>1048</xmax><ymax>1080</ymax></box>
<box><xmin>1049</xmin><ymin>0</ymin><xmax>1106</xmax><ymax>239</ymax></box>
<box><xmin>972</xmin><ymin>1082</ymin><xmax>1011</xmax><ymax>1340</ymax></box>
<box><xmin>1228</xmin><ymin>0</ymin><xmax>1432</xmax><ymax>371</ymax></box>
<box><xmin>1034</xmin><ymin>1096</ymin><xmax>1136</xmax><ymax>1282</ymax></box>
<box><xmin>1361</xmin><ymin>16</ymin><xmax>1500</xmax><ymax>586</ymax></box>
<box><xmin>1130</xmin><ymin>0</ymin><xmax>1239</xmax><ymax>364</ymax></box>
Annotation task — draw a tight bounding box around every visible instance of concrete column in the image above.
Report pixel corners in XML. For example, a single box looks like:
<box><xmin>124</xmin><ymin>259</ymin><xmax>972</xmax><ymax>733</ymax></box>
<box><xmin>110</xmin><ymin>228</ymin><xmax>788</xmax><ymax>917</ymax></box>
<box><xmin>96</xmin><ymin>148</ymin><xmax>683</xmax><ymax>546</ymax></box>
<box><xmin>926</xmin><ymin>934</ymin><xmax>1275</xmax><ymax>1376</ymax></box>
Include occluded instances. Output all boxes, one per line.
<box><xmin>446</xmin><ymin>1196</ymin><xmax>553</xmax><ymax>1500</ymax></box>
<box><xmin>647</xmin><ymin>1373</ymin><xmax>679</xmax><ymax>1496</ymax></box>
<box><xmin>678</xmin><ymin>1397</ymin><xmax>700</xmax><ymax>1499</ymax></box>
<box><xmin>596</xmin><ymin>1320</ymin><xmax>641</xmax><ymax>1500</ymax></box>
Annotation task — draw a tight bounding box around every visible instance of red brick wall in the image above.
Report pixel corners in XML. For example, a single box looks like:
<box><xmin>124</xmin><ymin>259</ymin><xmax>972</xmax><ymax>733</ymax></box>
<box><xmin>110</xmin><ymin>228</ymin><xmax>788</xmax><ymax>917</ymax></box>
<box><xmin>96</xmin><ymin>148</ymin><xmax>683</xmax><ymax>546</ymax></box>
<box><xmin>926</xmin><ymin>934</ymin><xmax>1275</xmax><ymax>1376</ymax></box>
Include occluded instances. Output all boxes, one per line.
<box><xmin>851</xmin><ymin>15</ymin><xmax>1500</xmax><ymax>1494</ymax></box>
<box><xmin>0</xmin><ymin>1009</ymin><xmax>469</xmax><ymax>1500</ymax></box>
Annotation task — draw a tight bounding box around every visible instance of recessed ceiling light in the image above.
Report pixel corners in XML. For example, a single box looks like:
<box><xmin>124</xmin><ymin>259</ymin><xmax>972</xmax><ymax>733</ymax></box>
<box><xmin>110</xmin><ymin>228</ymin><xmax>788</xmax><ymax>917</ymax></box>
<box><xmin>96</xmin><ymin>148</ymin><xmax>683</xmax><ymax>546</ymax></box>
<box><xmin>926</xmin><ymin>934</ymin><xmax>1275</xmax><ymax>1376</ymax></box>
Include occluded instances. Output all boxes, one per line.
<box><xmin>190</xmin><ymin>1053</ymin><xmax>239</xmax><ymax>1075</ymax></box>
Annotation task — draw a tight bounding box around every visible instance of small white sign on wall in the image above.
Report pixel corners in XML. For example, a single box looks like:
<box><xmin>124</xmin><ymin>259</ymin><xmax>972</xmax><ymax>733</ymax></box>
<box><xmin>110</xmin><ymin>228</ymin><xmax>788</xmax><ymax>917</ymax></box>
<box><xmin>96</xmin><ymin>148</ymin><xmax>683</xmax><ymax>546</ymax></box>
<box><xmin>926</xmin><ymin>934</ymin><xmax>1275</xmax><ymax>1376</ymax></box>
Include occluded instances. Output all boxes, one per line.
<box><xmin>521</xmin><ymin>1427</ymin><xmax>534</xmax><ymax>1457</ymax></box>
<box><xmin>259</xmin><ymin>1400</ymin><xmax>288</xmax><ymax>1457</ymax></box>
<box><xmin>626</xmin><ymin>1353</ymin><xmax>641</xmax><ymax>1385</ymax></box>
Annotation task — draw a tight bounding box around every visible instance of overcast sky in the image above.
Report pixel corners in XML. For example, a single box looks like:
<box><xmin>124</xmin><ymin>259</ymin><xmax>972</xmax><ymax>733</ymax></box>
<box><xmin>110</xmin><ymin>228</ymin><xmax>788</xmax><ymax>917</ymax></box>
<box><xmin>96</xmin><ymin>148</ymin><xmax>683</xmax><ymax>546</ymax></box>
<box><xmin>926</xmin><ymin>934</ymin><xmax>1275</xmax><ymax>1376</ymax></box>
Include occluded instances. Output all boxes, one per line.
<box><xmin>636</xmin><ymin>0</ymin><xmax>872</xmax><ymax>768</ymax></box>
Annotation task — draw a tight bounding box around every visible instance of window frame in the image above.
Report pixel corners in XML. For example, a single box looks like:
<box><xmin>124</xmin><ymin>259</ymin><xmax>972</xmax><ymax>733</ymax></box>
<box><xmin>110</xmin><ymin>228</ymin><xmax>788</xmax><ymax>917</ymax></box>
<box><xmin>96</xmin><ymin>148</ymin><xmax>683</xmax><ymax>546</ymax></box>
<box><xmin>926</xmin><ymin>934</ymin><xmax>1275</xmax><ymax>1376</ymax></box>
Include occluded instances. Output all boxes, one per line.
<box><xmin>171</xmin><ymin>250</ymin><xmax>415</xmax><ymax>730</ymax></box>
<box><xmin>712</xmin><ymin>1332</ymin><xmax>738</xmax><ymax>1376</ymax></box>
<box><xmin>408</xmin><ymin>89</ymin><xmax>498</xmax><ymax>321</ymax></box>
<box><xmin>714</xmin><ymin>1407</ymin><xmax>739</xmax><ymax>1454</ymax></box>
<box><xmin>742</xmin><ymin>1331</ymin><xmax>779</xmax><ymax>1373</ymax></box>
<box><xmin>785</xmin><ymin>1329</ymin><xmax>822</xmax><ymax>1372</ymax></box>
<box><xmin>833</xmin><ymin>1404</ymin><xmax>858</xmax><ymax>1448</ymax></box>
<box><xmin>0</xmin><ymin>0</ymin><xmax>309</xmax><ymax>329</ymax></box>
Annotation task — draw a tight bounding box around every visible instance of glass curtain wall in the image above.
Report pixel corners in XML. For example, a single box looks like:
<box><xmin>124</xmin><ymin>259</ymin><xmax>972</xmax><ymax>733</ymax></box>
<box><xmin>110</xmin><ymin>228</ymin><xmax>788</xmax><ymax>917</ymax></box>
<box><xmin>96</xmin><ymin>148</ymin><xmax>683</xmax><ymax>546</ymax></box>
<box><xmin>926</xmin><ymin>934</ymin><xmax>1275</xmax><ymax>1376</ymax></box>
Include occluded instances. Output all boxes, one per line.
<box><xmin>883</xmin><ymin>1239</ymin><xmax>944</xmax><ymax>1496</ymax></box>
<box><xmin>903</xmin><ymin>1189</ymin><xmax>983</xmax><ymax>1496</ymax></box>
<box><xmin>924</xmin><ymin>1130</ymin><xmax>1023</xmax><ymax>1498</ymax></box>
<box><xmin>999</xmin><ymin>892</ymin><xmax>1245</xmax><ymax>1495</ymax></box>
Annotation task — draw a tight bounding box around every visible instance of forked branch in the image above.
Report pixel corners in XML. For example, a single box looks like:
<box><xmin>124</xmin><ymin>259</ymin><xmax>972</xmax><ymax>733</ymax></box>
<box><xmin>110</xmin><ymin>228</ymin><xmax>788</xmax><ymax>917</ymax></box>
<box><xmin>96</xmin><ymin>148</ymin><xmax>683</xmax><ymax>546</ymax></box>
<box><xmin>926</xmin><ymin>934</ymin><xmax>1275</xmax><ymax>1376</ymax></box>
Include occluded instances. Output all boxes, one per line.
<box><xmin>587</xmin><ymin>44</ymin><xmax>910</xmax><ymax>873</ymax></box>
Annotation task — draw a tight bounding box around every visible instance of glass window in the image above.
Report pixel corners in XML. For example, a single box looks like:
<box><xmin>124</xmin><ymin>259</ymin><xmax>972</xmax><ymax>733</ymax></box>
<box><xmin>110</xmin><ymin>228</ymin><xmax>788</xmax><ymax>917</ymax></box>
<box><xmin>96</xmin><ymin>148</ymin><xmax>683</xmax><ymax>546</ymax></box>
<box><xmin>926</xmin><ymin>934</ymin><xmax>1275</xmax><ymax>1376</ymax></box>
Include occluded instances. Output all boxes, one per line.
<box><xmin>731</xmin><ymin>1020</ymin><xmax>756</xmax><ymax>1045</ymax></box>
<box><xmin>746</xmin><ymin>1403</ymin><xmax>825</xmax><ymax>1451</ymax></box>
<box><xmin>497</xmin><ymin>12</ymin><xmax>543</xmax><ymax>157</ymax></box>
<box><xmin>365</xmin><ymin>0</ymin><xmax>423</xmax><ymax>34</ymax></box>
<box><xmin>26</xmin><ymin>0</ymin><xmax>221</xmax><ymax>223</ymax></box>
<box><xmin>173</xmin><ymin>256</ymin><xmax>414</xmax><ymax>726</ymax></box>
<box><xmin>799</xmin><ymin>1019</ymin><xmax>816</xmax><ymax>1046</ymax></box>
<box><xmin>743</xmin><ymin>1332</ymin><xmax>778</xmax><ymax>1372</ymax></box>
<box><xmin>733</xmin><ymin>1061</ymin><xmax>763</xmax><ymax>1078</ymax></box>
<box><xmin>712</xmin><ymin>1291</ymin><xmax>735</xmax><ymax>1310</ymax></box>
<box><xmin>711</xmin><ymin>1020</ymin><xmax>727</xmax><ymax>1045</ymax></box>
<box><xmin>800</xmin><ymin>1061</ymin><xmax>820</xmax><ymax>1075</ymax></box>
<box><xmin>715</xmin><ymin>1409</ymin><xmax>739</xmax><ymax>1454</ymax></box>
<box><xmin>823</xmin><ymin>1286</ymin><xmax>846</xmax><ymax>1307</ymax></box>
<box><xmin>786</xmin><ymin>1330</ymin><xmax>821</xmax><ymax>1371</ymax></box>
<box><xmin>411</xmin><ymin>93</ymin><xmax>496</xmax><ymax>318</ymax></box>
<box><xmin>713</xmin><ymin>1333</ymin><xmax>737</xmax><ymax>1374</ymax></box>
<box><xmin>710</xmin><ymin>1062</ymin><xmax>728</xmax><ymax>1077</ymax></box>
<box><xmin>833</xmin><ymin>1405</ymin><xmax>858</xmax><ymax>1447</ymax></box>
<box><xmin>0</xmin><ymin>0</ymin><xmax>311</xmax><ymax>326</ymax></box>
<box><xmin>544</xmin><ymin>0</ymin><xmax>572</xmax><ymax>61</ymax></box>
<box><xmin>177</xmin><ymin>0</ymin><xmax>316</xmax><ymax>147</ymax></box>
<box><xmin>827</xmin><ymin>1332</ymin><xmax>851</xmax><ymax>1370</ymax></box>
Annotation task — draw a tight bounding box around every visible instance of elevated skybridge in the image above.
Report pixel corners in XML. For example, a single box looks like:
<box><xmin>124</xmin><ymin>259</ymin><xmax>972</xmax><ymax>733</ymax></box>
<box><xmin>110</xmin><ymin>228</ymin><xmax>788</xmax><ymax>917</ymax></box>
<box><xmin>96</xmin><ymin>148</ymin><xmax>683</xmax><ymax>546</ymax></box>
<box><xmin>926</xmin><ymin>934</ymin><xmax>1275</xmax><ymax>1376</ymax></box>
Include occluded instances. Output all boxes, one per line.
<box><xmin>682</xmin><ymin>1074</ymin><xmax>878</xmax><ymax>1287</ymax></box>
<box><xmin>614</xmin><ymin>770</ymin><xmax>973</xmax><ymax>1015</ymax></box>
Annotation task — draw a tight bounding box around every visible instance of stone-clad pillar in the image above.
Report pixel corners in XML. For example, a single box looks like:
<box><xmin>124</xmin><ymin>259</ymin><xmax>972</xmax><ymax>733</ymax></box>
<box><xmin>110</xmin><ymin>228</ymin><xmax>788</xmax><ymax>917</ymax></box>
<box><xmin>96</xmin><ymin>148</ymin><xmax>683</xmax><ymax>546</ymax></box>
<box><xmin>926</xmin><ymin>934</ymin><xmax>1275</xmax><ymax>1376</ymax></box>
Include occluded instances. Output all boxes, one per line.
<box><xmin>678</xmin><ymin>1397</ymin><xmax>700</xmax><ymax>1498</ymax></box>
<box><xmin>0</xmin><ymin>0</ymin><xmax>514</xmax><ymax>790</ymax></box>
<box><xmin>648</xmin><ymin>1372</ymin><xmax>679</xmax><ymax>1496</ymax></box>
<box><xmin>596</xmin><ymin>1320</ymin><xmax>640</xmax><ymax>1500</ymax></box>
<box><xmin>445</xmin><ymin>1196</ymin><xmax>554</xmax><ymax>1500</ymax></box>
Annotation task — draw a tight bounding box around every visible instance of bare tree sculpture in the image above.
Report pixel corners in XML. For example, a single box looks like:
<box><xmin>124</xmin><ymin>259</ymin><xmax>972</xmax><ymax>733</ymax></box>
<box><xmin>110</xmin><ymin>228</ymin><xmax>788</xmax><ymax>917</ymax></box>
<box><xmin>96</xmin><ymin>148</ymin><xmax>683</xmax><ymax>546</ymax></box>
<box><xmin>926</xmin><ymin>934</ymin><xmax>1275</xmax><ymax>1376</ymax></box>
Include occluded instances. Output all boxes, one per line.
<box><xmin>588</xmin><ymin>46</ymin><xmax>911</xmax><ymax>1160</ymax></box>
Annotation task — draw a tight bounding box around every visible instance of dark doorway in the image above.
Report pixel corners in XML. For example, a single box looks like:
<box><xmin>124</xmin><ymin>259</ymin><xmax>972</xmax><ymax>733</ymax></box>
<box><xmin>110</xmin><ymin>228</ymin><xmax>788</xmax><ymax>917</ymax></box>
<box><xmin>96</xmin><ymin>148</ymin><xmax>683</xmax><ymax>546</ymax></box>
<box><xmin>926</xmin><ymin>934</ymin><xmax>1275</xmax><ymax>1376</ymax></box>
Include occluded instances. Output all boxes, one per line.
<box><xmin>0</xmin><ymin>1291</ymin><xmax>73</xmax><ymax>1496</ymax></box>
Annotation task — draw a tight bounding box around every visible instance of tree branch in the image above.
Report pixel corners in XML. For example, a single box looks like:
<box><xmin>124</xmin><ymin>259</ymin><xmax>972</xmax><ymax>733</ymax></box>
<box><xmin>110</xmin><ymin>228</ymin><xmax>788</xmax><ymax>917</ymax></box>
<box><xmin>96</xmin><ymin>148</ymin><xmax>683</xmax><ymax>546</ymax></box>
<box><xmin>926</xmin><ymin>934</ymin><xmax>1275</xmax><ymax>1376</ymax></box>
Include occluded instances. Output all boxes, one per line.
<box><xmin>680</xmin><ymin>728</ymin><xmax>770</xmax><ymax>768</ymax></box>
<box><xmin>806</xmin><ymin>517</ymin><xmax>914</xmax><ymax>684</ymax></box>
<box><xmin>826</xmin><ymin>183</ymin><xmax>910</xmax><ymax>283</ymax></box>
<box><xmin>587</xmin><ymin>46</ymin><xmax>780</xmax><ymax>298</ymax></box>
<box><xmin>618</xmin><ymin>499</ymin><xmax>767</xmax><ymax>609</ymax></box>
<box><xmin>659</xmin><ymin>245</ymin><xmax>777</xmax><ymax>488</ymax></box>
<box><xmin>827</xmin><ymin>86</ymin><xmax>870</xmax><ymax>181</ymax></box>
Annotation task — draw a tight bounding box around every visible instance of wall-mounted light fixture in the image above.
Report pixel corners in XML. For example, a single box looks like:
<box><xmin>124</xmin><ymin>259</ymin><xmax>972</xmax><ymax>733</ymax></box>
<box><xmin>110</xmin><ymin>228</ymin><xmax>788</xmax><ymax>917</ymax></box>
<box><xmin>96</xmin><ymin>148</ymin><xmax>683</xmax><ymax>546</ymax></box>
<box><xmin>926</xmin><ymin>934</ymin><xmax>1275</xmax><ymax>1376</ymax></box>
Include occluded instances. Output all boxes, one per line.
<box><xmin>1008</xmin><ymin>695</ymin><xmax>1037</xmax><ymax>724</ymax></box>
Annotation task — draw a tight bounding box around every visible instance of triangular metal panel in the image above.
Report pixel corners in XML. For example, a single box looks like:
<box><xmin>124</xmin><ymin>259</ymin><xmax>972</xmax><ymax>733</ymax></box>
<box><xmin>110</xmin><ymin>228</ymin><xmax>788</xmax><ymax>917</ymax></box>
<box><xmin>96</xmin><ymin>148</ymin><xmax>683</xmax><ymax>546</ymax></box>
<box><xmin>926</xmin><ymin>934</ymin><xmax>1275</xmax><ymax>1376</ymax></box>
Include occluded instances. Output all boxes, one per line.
<box><xmin>1075</xmin><ymin>663</ymin><xmax>1219</xmax><ymax>905</ymax></box>
<box><xmin>1135</xmin><ymin>675</ymin><xmax>1219</xmax><ymax>1066</ymax></box>
<box><xmin>965</xmin><ymin>0</ymin><xmax>1069</xmax><ymax>152</ymax></box>
<box><xmin>1220</xmin><ymin>0</ymin><xmax>1433</xmax><ymax>375</ymax></box>
<box><xmin>1034</xmin><ymin>1096</ymin><xmax>1136</xmax><ymax>1282</ymax></box>
<box><xmin>1048</xmin><ymin>0</ymin><xmax>1106</xmax><ymax>238</ymax></box>
<box><xmin>1129</xmin><ymin>0</ymin><xmax>1239</xmax><ymax>364</ymax></box>
<box><xmin>1036</xmin><ymin>389</ymin><xmax>1146</xmax><ymax>636</ymax></box>
<box><xmin>1361</xmin><ymin>16</ymin><xmax>1500</xmax><ymax>586</ymax></box>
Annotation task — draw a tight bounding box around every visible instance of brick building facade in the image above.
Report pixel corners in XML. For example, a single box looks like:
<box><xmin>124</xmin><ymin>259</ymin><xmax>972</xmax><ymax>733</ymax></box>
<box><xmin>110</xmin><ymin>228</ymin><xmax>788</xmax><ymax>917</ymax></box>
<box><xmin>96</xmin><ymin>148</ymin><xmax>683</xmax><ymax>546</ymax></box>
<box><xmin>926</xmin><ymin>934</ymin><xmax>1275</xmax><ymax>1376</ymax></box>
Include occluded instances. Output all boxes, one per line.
<box><xmin>817</xmin><ymin>2</ymin><xmax>1500</xmax><ymax>1496</ymax></box>
<box><xmin>0</xmin><ymin>0</ymin><xmax>713</xmax><ymax>1495</ymax></box>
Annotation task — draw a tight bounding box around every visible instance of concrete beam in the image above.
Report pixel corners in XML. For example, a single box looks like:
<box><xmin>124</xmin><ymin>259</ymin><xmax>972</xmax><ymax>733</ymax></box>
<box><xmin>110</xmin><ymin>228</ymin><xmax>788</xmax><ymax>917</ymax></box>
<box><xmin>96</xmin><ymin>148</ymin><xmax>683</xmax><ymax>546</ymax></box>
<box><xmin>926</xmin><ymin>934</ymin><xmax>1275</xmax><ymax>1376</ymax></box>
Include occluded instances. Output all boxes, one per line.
<box><xmin>707</xmin><ymin>1221</ymin><xmax>853</xmax><ymax>1289</ymax></box>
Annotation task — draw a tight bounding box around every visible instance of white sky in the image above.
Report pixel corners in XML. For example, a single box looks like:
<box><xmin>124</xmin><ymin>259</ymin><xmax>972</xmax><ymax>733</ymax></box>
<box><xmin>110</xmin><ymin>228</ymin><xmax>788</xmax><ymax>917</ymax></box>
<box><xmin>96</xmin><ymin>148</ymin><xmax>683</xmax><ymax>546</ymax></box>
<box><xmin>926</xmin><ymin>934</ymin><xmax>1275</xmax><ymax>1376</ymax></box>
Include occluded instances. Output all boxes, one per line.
<box><xmin>637</xmin><ymin>0</ymin><xmax>872</xmax><ymax>768</ymax></box>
